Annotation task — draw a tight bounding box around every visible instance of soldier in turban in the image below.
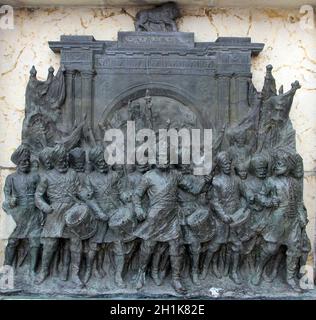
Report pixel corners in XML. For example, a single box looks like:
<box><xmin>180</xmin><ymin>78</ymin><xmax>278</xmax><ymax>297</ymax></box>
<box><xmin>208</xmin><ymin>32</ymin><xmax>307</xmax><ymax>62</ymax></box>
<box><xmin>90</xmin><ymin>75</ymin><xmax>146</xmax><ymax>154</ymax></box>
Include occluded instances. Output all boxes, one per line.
<box><xmin>133</xmin><ymin>144</ymin><xmax>211</xmax><ymax>294</ymax></box>
<box><xmin>35</xmin><ymin>144</ymin><xmax>83</xmax><ymax>286</ymax></box>
<box><xmin>38</xmin><ymin>147</ymin><xmax>55</xmax><ymax>171</ymax></box>
<box><xmin>83</xmin><ymin>146</ymin><xmax>126</xmax><ymax>287</ymax></box>
<box><xmin>202</xmin><ymin>151</ymin><xmax>247</xmax><ymax>284</ymax></box>
<box><xmin>3</xmin><ymin>144</ymin><xmax>42</xmax><ymax>276</ymax></box>
<box><xmin>251</xmin><ymin>149</ymin><xmax>305</xmax><ymax>292</ymax></box>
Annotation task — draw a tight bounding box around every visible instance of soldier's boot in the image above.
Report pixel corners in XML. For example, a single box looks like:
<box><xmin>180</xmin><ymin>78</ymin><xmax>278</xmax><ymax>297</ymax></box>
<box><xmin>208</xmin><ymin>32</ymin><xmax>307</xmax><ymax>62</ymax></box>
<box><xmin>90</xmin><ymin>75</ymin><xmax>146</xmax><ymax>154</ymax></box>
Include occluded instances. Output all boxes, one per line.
<box><xmin>191</xmin><ymin>268</ymin><xmax>200</xmax><ymax>286</ymax></box>
<box><xmin>136</xmin><ymin>251</ymin><xmax>152</xmax><ymax>290</ymax></box>
<box><xmin>151</xmin><ymin>250</ymin><xmax>162</xmax><ymax>286</ymax></box>
<box><xmin>223</xmin><ymin>249</ymin><xmax>231</xmax><ymax>277</ymax></box>
<box><xmin>136</xmin><ymin>267</ymin><xmax>146</xmax><ymax>290</ymax></box>
<box><xmin>60</xmin><ymin>248</ymin><xmax>70</xmax><ymax>281</ymax></box>
<box><xmin>230</xmin><ymin>252</ymin><xmax>242</xmax><ymax>285</ymax></box>
<box><xmin>36</xmin><ymin>250</ymin><xmax>54</xmax><ymax>284</ymax></box>
<box><xmin>200</xmin><ymin>250</ymin><xmax>214</xmax><ymax>280</ymax></box>
<box><xmin>83</xmin><ymin>251</ymin><xmax>96</xmax><ymax>285</ymax></box>
<box><xmin>95</xmin><ymin>249</ymin><xmax>106</xmax><ymax>279</ymax></box>
<box><xmin>298</xmin><ymin>253</ymin><xmax>308</xmax><ymax>278</ymax></box>
<box><xmin>286</xmin><ymin>255</ymin><xmax>302</xmax><ymax>293</ymax></box>
<box><xmin>60</xmin><ymin>264</ymin><xmax>69</xmax><ymax>281</ymax></box>
<box><xmin>191</xmin><ymin>254</ymin><xmax>200</xmax><ymax>285</ymax></box>
<box><xmin>70</xmin><ymin>251</ymin><xmax>83</xmax><ymax>287</ymax></box>
<box><xmin>170</xmin><ymin>255</ymin><xmax>187</xmax><ymax>295</ymax></box>
<box><xmin>4</xmin><ymin>245</ymin><xmax>16</xmax><ymax>266</ymax></box>
<box><xmin>251</xmin><ymin>251</ymin><xmax>270</xmax><ymax>286</ymax></box>
<box><xmin>29</xmin><ymin>247</ymin><xmax>39</xmax><ymax>277</ymax></box>
<box><xmin>212</xmin><ymin>257</ymin><xmax>222</xmax><ymax>279</ymax></box>
<box><xmin>263</xmin><ymin>252</ymin><xmax>282</xmax><ymax>282</ymax></box>
<box><xmin>248</xmin><ymin>255</ymin><xmax>256</xmax><ymax>274</ymax></box>
<box><xmin>114</xmin><ymin>254</ymin><xmax>126</xmax><ymax>289</ymax></box>
<box><xmin>151</xmin><ymin>268</ymin><xmax>162</xmax><ymax>286</ymax></box>
<box><xmin>95</xmin><ymin>267</ymin><xmax>106</xmax><ymax>279</ymax></box>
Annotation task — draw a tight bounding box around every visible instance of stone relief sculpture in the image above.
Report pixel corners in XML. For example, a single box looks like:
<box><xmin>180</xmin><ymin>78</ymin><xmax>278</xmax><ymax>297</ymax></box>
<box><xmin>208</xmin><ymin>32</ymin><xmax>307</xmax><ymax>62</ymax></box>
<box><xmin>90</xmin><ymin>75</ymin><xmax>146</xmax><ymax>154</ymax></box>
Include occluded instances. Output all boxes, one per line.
<box><xmin>134</xmin><ymin>2</ymin><xmax>180</xmax><ymax>32</ymax></box>
<box><xmin>1</xmin><ymin>3</ymin><xmax>311</xmax><ymax>298</ymax></box>
<box><xmin>22</xmin><ymin>66</ymin><xmax>88</xmax><ymax>156</ymax></box>
<box><xmin>3</xmin><ymin>145</ymin><xmax>42</xmax><ymax>277</ymax></box>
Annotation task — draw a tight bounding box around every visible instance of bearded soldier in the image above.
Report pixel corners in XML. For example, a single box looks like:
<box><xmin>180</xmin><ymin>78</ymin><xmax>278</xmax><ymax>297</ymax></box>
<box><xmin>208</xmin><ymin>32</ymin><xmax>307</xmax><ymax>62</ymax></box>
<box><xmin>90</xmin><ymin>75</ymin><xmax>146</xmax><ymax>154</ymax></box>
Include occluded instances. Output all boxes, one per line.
<box><xmin>83</xmin><ymin>146</ymin><xmax>129</xmax><ymax>288</ymax></box>
<box><xmin>251</xmin><ymin>150</ymin><xmax>305</xmax><ymax>292</ymax></box>
<box><xmin>177</xmin><ymin>163</ymin><xmax>213</xmax><ymax>285</ymax></box>
<box><xmin>119</xmin><ymin>163</ymin><xmax>150</xmax><ymax>273</ymax></box>
<box><xmin>291</xmin><ymin>153</ymin><xmax>311</xmax><ymax>276</ymax></box>
<box><xmin>262</xmin><ymin>152</ymin><xmax>311</xmax><ymax>283</ymax></box>
<box><xmin>38</xmin><ymin>146</ymin><xmax>58</xmax><ymax>272</ymax></box>
<box><xmin>133</xmin><ymin>155</ymin><xmax>211</xmax><ymax>294</ymax></box>
<box><xmin>3</xmin><ymin>145</ymin><xmax>42</xmax><ymax>276</ymax></box>
<box><xmin>56</xmin><ymin>147</ymin><xmax>87</xmax><ymax>285</ymax></box>
<box><xmin>236</xmin><ymin>154</ymin><xmax>269</xmax><ymax>273</ymax></box>
<box><xmin>35</xmin><ymin>145</ymin><xmax>82</xmax><ymax>285</ymax></box>
<box><xmin>38</xmin><ymin>147</ymin><xmax>55</xmax><ymax>171</ymax></box>
<box><xmin>202</xmin><ymin>151</ymin><xmax>247</xmax><ymax>284</ymax></box>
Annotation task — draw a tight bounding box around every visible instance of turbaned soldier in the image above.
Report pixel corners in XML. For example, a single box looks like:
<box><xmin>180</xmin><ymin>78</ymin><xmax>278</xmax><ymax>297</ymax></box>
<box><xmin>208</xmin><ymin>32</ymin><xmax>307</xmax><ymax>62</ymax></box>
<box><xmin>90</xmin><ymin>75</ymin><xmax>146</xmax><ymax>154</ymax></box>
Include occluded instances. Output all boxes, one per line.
<box><xmin>35</xmin><ymin>145</ymin><xmax>82</xmax><ymax>285</ymax></box>
<box><xmin>3</xmin><ymin>145</ymin><xmax>42</xmax><ymax>277</ymax></box>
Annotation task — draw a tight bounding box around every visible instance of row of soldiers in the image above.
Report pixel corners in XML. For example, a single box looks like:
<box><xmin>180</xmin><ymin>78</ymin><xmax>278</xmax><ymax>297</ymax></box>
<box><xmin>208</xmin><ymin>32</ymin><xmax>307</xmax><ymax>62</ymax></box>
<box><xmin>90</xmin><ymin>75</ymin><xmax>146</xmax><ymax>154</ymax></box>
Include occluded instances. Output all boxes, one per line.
<box><xmin>2</xmin><ymin>143</ymin><xmax>310</xmax><ymax>293</ymax></box>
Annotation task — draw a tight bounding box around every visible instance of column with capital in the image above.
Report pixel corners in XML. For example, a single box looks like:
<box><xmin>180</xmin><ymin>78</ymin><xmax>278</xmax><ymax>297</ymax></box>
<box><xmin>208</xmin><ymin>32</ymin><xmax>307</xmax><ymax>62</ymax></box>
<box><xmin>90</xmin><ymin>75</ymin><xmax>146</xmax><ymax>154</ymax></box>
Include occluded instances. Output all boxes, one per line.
<box><xmin>64</xmin><ymin>69</ymin><xmax>76</xmax><ymax>132</ymax></box>
<box><xmin>216</xmin><ymin>73</ymin><xmax>231</xmax><ymax>128</ymax></box>
<box><xmin>230</xmin><ymin>73</ymin><xmax>252</xmax><ymax>123</ymax></box>
<box><xmin>80</xmin><ymin>69</ymin><xmax>96</xmax><ymax>144</ymax></box>
<box><xmin>80</xmin><ymin>69</ymin><xmax>95</xmax><ymax>127</ymax></box>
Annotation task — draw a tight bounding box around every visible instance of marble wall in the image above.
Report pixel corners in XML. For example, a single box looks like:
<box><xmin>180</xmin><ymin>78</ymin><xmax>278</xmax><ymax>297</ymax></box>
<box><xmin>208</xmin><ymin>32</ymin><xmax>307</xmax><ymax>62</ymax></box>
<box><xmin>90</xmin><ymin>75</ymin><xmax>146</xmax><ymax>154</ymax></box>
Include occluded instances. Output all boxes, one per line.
<box><xmin>0</xmin><ymin>6</ymin><xmax>315</xmax><ymax>266</ymax></box>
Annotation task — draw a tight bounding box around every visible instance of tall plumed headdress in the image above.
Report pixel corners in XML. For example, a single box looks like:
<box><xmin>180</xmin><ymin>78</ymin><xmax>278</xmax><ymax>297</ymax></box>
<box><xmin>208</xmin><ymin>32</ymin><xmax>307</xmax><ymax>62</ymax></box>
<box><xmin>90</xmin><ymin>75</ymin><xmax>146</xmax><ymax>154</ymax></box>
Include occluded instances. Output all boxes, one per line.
<box><xmin>39</xmin><ymin>146</ymin><xmax>55</xmax><ymax>165</ymax></box>
<box><xmin>69</xmin><ymin>147</ymin><xmax>86</xmax><ymax>163</ymax></box>
<box><xmin>286</xmin><ymin>151</ymin><xmax>303</xmax><ymax>171</ymax></box>
<box><xmin>272</xmin><ymin>148</ymin><xmax>295</xmax><ymax>172</ymax></box>
<box><xmin>11</xmin><ymin>144</ymin><xmax>31</xmax><ymax>165</ymax></box>
<box><xmin>250</xmin><ymin>153</ymin><xmax>268</xmax><ymax>168</ymax></box>
<box><xmin>214</xmin><ymin>151</ymin><xmax>231</xmax><ymax>166</ymax></box>
<box><xmin>51</xmin><ymin>144</ymin><xmax>68</xmax><ymax>164</ymax></box>
<box><xmin>88</xmin><ymin>146</ymin><xmax>105</xmax><ymax>163</ymax></box>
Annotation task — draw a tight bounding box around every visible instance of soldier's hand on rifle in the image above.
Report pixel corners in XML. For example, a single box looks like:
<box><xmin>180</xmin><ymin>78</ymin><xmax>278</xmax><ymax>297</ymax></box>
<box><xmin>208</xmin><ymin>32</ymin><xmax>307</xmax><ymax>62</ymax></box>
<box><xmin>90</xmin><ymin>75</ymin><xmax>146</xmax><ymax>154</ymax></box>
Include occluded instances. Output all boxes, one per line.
<box><xmin>299</xmin><ymin>210</ymin><xmax>308</xmax><ymax>228</ymax></box>
<box><xmin>248</xmin><ymin>193</ymin><xmax>255</xmax><ymax>204</ymax></box>
<box><xmin>204</xmin><ymin>175</ymin><xmax>213</xmax><ymax>184</ymax></box>
<box><xmin>78</xmin><ymin>189</ymin><xmax>92</xmax><ymax>201</ymax></box>
<box><xmin>40</xmin><ymin>212</ymin><xmax>46</xmax><ymax>226</ymax></box>
<box><xmin>221</xmin><ymin>214</ymin><xmax>233</xmax><ymax>224</ymax></box>
<box><xmin>9</xmin><ymin>196</ymin><xmax>17</xmax><ymax>208</ymax></box>
<box><xmin>97</xmin><ymin>212</ymin><xmax>108</xmax><ymax>222</ymax></box>
<box><xmin>271</xmin><ymin>196</ymin><xmax>280</xmax><ymax>208</ymax></box>
<box><xmin>299</xmin><ymin>217</ymin><xmax>308</xmax><ymax>228</ymax></box>
<box><xmin>44</xmin><ymin>205</ymin><xmax>53</xmax><ymax>214</ymax></box>
<box><xmin>121</xmin><ymin>191</ymin><xmax>132</xmax><ymax>204</ymax></box>
<box><xmin>135</xmin><ymin>207</ymin><xmax>146</xmax><ymax>222</ymax></box>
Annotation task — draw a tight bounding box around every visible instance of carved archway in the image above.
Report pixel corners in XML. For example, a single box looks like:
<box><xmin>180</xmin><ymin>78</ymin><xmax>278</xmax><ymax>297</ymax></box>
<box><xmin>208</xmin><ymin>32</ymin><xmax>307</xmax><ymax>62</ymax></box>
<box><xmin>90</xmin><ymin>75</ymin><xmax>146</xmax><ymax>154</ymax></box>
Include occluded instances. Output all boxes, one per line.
<box><xmin>98</xmin><ymin>82</ymin><xmax>206</xmax><ymax>130</ymax></box>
